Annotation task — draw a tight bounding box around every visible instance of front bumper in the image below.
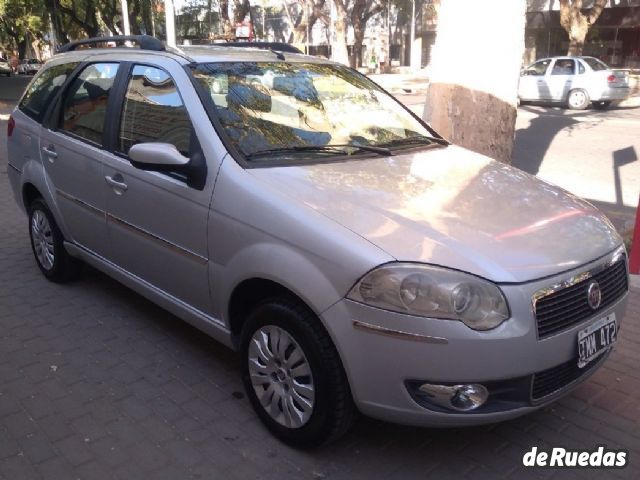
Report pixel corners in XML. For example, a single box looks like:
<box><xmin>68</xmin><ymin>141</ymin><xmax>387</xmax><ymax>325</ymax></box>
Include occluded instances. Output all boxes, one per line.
<box><xmin>321</xmin><ymin>251</ymin><xmax>629</xmax><ymax>427</ymax></box>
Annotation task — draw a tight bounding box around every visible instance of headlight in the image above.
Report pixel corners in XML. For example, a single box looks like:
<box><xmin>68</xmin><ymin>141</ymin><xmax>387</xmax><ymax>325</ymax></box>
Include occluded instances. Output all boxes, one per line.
<box><xmin>347</xmin><ymin>263</ymin><xmax>509</xmax><ymax>330</ymax></box>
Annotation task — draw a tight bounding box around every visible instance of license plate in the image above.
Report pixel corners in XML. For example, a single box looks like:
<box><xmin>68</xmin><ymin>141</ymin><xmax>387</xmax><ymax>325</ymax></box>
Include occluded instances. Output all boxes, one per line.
<box><xmin>577</xmin><ymin>314</ymin><xmax>617</xmax><ymax>368</ymax></box>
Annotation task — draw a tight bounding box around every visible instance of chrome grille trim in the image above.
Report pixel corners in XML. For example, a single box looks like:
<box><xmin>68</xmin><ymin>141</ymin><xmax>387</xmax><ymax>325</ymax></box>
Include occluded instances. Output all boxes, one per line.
<box><xmin>532</xmin><ymin>246</ymin><xmax>628</xmax><ymax>339</ymax></box>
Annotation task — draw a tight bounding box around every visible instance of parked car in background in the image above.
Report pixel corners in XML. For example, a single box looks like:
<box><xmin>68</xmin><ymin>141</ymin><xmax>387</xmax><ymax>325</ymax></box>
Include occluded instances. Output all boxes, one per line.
<box><xmin>7</xmin><ymin>35</ymin><xmax>630</xmax><ymax>447</ymax></box>
<box><xmin>519</xmin><ymin>56</ymin><xmax>630</xmax><ymax>109</ymax></box>
<box><xmin>17</xmin><ymin>58</ymin><xmax>43</xmax><ymax>75</ymax></box>
<box><xmin>0</xmin><ymin>57</ymin><xmax>12</xmax><ymax>76</ymax></box>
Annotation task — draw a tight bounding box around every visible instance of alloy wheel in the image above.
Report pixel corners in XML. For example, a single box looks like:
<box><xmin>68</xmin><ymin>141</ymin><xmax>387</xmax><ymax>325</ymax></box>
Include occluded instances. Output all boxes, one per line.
<box><xmin>31</xmin><ymin>210</ymin><xmax>55</xmax><ymax>270</ymax></box>
<box><xmin>248</xmin><ymin>325</ymin><xmax>315</xmax><ymax>428</ymax></box>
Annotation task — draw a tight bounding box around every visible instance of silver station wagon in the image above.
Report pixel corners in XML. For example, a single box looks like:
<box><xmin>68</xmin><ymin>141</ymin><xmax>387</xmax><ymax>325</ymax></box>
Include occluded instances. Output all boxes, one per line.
<box><xmin>7</xmin><ymin>35</ymin><xmax>630</xmax><ymax>447</ymax></box>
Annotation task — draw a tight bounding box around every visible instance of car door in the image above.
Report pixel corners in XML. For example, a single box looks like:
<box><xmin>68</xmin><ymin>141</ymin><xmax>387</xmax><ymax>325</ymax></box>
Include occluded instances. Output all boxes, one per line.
<box><xmin>39</xmin><ymin>62</ymin><xmax>120</xmax><ymax>257</ymax></box>
<box><xmin>547</xmin><ymin>59</ymin><xmax>576</xmax><ymax>102</ymax></box>
<box><xmin>101</xmin><ymin>62</ymin><xmax>213</xmax><ymax>314</ymax></box>
<box><xmin>518</xmin><ymin>59</ymin><xmax>551</xmax><ymax>101</ymax></box>
<box><xmin>15</xmin><ymin>63</ymin><xmax>78</xmax><ymax>176</ymax></box>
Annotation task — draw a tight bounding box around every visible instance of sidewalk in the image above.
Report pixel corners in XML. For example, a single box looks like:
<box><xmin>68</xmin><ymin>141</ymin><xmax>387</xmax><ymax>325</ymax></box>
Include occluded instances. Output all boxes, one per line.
<box><xmin>368</xmin><ymin>70</ymin><xmax>430</xmax><ymax>94</ymax></box>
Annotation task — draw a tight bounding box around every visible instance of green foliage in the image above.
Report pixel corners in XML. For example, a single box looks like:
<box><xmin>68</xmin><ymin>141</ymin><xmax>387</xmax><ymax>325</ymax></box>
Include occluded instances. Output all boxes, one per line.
<box><xmin>0</xmin><ymin>0</ymin><xmax>47</xmax><ymax>51</ymax></box>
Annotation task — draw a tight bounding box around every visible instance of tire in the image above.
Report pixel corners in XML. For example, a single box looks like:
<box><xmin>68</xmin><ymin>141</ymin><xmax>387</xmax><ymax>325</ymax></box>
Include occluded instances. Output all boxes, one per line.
<box><xmin>567</xmin><ymin>89</ymin><xmax>589</xmax><ymax>110</ymax></box>
<box><xmin>240</xmin><ymin>298</ymin><xmax>357</xmax><ymax>448</ymax></box>
<box><xmin>28</xmin><ymin>198</ymin><xmax>81</xmax><ymax>282</ymax></box>
<box><xmin>593</xmin><ymin>100</ymin><xmax>611</xmax><ymax>110</ymax></box>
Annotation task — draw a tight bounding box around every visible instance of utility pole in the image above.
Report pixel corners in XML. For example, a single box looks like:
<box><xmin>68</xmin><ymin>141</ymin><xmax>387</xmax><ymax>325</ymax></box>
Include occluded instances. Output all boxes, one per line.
<box><xmin>165</xmin><ymin>0</ymin><xmax>177</xmax><ymax>47</ymax></box>
<box><xmin>121</xmin><ymin>0</ymin><xmax>131</xmax><ymax>35</ymax></box>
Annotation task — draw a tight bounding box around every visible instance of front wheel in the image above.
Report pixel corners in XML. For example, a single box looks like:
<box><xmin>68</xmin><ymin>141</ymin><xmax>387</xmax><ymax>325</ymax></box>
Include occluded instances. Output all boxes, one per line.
<box><xmin>567</xmin><ymin>89</ymin><xmax>590</xmax><ymax>110</ymax></box>
<box><xmin>28</xmin><ymin>199</ymin><xmax>81</xmax><ymax>282</ymax></box>
<box><xmin>240</xmin><ymin>298</ymin><xmax>356</xmax><ymax>447</ymax></box>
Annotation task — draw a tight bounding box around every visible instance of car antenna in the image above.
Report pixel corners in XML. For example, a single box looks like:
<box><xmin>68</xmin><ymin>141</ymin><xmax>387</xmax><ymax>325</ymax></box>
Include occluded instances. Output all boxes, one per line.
<box><xmin>270</xmin><ymin>49</ymin><xmax>285</xmax><ymax>61</ymax></box>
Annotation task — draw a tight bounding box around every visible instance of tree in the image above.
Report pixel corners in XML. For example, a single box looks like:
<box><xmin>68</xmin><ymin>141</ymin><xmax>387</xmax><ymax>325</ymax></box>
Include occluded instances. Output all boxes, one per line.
<box><xmin>559</xmin><ymin>0</ymin><xmax>607</xmax><ymax>56</ymax></box>
<box><xmin>292</xmin><ymin>0</ymin><xmax>327</xmax><ymax>45</ymax></box>
<box><xmin>0</xmin><ymin>0</ymin><xmax>47</xmax><ymax>57</ymax></box>
<box><xmin>349</xmin><ymin>0</ymin><xmax>384</xmax><ymax>68</ymax></box>
<box><xmin>423</xmin><ymin>0</ymin><xmax>526</xmax><ymax>164</ymax></box>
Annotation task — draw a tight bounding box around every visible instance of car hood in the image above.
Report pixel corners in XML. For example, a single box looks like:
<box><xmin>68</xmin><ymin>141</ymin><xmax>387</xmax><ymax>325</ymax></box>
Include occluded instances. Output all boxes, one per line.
<box><xmin>249</xmin><ymin>145</ymin><xmax>621</xmax><ymax>283</ymax></box>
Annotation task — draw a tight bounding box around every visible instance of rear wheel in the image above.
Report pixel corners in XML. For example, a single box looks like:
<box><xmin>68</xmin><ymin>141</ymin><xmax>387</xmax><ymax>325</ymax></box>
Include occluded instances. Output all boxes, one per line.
<box><xmin>28</xmin><ymin>199</ymin><xmax>81</xmax><ymax>282</ymax></box>
<box><xmin>240</xmin><ymin>298</ymin><xmax>356</xmax><ymax>447</ymax></box>
<box><xmin>567</xmin><ymin>89</ymin><xmax>589</xmax><ymax>110</ymax></box>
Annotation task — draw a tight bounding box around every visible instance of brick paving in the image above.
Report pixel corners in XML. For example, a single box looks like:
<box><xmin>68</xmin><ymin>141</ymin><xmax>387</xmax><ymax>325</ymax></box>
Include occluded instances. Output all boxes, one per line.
<box><xmin>1</xmin><ymin>100</ymin><xmax>639</xmax><ymax>479</ymax></box>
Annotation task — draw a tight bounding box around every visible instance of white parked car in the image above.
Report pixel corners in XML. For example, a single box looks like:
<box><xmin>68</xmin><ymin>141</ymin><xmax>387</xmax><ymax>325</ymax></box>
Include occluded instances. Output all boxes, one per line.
<box><xmin>0</xmin><ymin>57</ymin><xmax>12</xmax><ymax>76</ymax></box>
<box><xmin>17</xmin><ymin>59</ymin><xmax>42</xmax><ymax>75</ymax></box>
<box><xmin>518</xmin><ymin>56</ymin><xmax>630</xmax><ymax>109</ymax></box>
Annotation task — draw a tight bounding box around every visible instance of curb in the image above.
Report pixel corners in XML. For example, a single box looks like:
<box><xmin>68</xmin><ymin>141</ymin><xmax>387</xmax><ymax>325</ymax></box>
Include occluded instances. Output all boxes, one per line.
<box><xmin>630</xmin><ymin>274</ymin><xmax>640</xmax><ymax>289</ymax></box>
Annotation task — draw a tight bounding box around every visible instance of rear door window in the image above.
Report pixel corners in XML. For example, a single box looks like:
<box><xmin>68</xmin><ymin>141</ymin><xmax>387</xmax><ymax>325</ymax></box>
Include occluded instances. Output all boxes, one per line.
<box><xmin>59</xmin><ymin>63</ymin><xmax>119</xmax><ymax>145</ymax></box>
<box><xmin>19</xmin><ymin>62</ymin><xmax>79</xmax><ymax>122</ymax></box>
<box><xmin>583</xmin><ymin>57</ymin><xmax>608</xmax><ymax>71</ymax></box>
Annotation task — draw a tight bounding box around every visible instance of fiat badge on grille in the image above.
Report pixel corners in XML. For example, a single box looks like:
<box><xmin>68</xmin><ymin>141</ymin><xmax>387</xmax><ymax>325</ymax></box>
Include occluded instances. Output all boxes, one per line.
<box><xmin>587</xmin><ymin>281</ymin><xmax>602</xmax><ymax>310</ymax></box>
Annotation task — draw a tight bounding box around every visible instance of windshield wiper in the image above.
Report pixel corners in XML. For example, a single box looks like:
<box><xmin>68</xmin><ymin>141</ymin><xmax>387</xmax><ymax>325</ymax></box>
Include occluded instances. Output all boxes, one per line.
<box><xmin>379</xmin><ymin>135</ymin><xmax>449</xmax><ymax>149</ymax></box>
<box><xmin>245</xmin><ymin>144</ymin><xmax>391</xmax><ymax>160</ymax></box>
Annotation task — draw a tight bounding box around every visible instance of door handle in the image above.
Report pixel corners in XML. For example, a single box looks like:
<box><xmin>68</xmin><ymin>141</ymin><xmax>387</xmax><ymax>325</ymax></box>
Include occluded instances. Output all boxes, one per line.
<box><xmin>42</xmin><ymin>145</ymin><xmax>57</xmax><ymax>160</ymax></box>
<box><xmin>105</xmin><ymin>175</ymin><xmax>128</xmax><ymax>191</ymax></box>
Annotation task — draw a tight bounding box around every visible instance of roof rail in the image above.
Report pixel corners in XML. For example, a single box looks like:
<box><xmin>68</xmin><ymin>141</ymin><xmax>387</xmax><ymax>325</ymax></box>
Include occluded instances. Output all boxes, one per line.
<box><xmin>57</xmin><ymin>35</ymin><xmax>165</xmax><ymax>53</ymax></box>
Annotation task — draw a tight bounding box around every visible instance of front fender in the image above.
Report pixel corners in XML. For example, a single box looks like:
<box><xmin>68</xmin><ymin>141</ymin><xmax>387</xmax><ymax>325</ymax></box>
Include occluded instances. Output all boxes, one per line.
<box><xmin>212</xmin><ymin>241</ymin><xmax>346</xmax><ymax>328</ymax></box>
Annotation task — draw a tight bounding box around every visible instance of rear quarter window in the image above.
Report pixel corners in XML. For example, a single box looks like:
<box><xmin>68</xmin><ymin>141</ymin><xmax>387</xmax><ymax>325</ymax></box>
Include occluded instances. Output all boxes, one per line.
<box><xmin>19</xmin><ymin>62</ymin><xmax>79</xmax><ymax>123</ymax></box>
<box><xmin>583</xmin><ymin>58</ymin><xmax>608</xmax><ymax>71</ymax></box>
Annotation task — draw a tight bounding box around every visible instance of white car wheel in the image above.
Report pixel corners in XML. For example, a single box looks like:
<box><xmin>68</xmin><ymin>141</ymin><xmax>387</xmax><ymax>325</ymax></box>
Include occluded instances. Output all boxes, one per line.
<box><xmin>567</xmin><ymin>89</ymin><xmax>589</xmax><ymax>110</ymax></box>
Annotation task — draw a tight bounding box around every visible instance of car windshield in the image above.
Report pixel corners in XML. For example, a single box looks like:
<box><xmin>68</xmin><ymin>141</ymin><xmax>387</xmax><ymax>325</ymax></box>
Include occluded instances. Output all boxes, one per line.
<box><xmin>190</xmin><ymin>61</ymin><xmax>441</xmax><ymax>162</ymax></box>
<box><xmin>583</xmin><ymin>58</ymin><xmax>608</xmax><ymax>71</ymax></box>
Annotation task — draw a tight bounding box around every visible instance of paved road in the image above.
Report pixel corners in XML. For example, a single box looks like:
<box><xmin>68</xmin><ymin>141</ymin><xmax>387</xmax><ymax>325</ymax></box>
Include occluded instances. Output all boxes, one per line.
<box><xmin>1</xmin><ymin>78</ymin><xmax>640</xmax><ymax>479</ymax></box>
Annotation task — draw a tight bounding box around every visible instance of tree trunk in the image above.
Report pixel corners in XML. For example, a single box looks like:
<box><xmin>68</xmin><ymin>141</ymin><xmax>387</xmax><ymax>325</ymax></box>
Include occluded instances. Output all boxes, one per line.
<box><xmin>351</xmin><ymin>25</ymin><xmax>365</xmax><ymax>68</ymax></box>
<box><xmin>567</xmin><ymin>22</ymin><xmax>588</xmax><ymax>56</ymax></box>
<box><xmin>220</xmin><ymin>0</ymin><xmax>233</xmax><ymax>37</ymax></box>
<box><xmin>423</xmin><ymin>0</ymin><xmax>526</xmax><ymax>164</ymax></box>
<box><xmin>559</xmin><ymin>0</ymin><xmax>608</xmax><ymax>56</ymax></box>
<box><xmin>331</xmin><ymin>0</ymin><xmax>349</xmax><ymax>65</ymax></box>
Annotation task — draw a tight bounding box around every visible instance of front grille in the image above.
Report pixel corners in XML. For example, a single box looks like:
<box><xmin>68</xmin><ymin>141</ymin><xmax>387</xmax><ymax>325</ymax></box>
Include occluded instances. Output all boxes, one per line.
<box><xmin>535</xmin><ymin>260</ymin><xmax>628</xmax><ymax>339</ymax></box>
<box><xmin>531</xmin><ymin>355</ymin><xmax>603</xmax><ymax>400</ymax></box>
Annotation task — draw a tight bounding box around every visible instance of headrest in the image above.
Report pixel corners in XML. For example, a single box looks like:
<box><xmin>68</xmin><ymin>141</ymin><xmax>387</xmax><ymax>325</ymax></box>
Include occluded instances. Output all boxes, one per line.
<box><xmin>272</xmin><ymin>75</ymin><xmax>318</xmax><ymax>103</ymax></box>
<box><xmin>226</xmin><ymin>83</ymin><xmax>272</xmax><ymax>112</ymax></box>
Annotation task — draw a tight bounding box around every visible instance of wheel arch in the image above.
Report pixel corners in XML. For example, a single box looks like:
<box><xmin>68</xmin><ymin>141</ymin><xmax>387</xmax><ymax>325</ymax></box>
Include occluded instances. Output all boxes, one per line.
<box><xmin>22</xmin><ymin>182</ymin><xmax>42</xmax><ymax>209</ymax></box>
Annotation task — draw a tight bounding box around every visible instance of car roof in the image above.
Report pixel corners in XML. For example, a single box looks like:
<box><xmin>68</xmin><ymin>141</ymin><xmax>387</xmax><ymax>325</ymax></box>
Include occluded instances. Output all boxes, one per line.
<box><xmin>537</xmin><ymin>56</ymin><xmax>601</xmax><ymax>61</ymax></box>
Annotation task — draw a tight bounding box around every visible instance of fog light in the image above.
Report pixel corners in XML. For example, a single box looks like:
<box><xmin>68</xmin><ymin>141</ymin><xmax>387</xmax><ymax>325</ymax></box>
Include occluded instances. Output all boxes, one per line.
<box><xmin>418</xmin><ymin>383</ymin><xmax>488</xmax><ymax>412</ymax></box>
<box><xmin>450</xmin><ymin>384</ymin><xmax>489</xmax><ymax>411</ymax></box>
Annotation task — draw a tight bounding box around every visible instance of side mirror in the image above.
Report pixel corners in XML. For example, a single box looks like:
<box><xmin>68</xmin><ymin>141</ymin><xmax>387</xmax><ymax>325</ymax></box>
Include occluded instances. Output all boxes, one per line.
<box><xmin>128</xmin><ymin>142</ymin><xmax>190</xmax><ymax>168</ymax></box>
